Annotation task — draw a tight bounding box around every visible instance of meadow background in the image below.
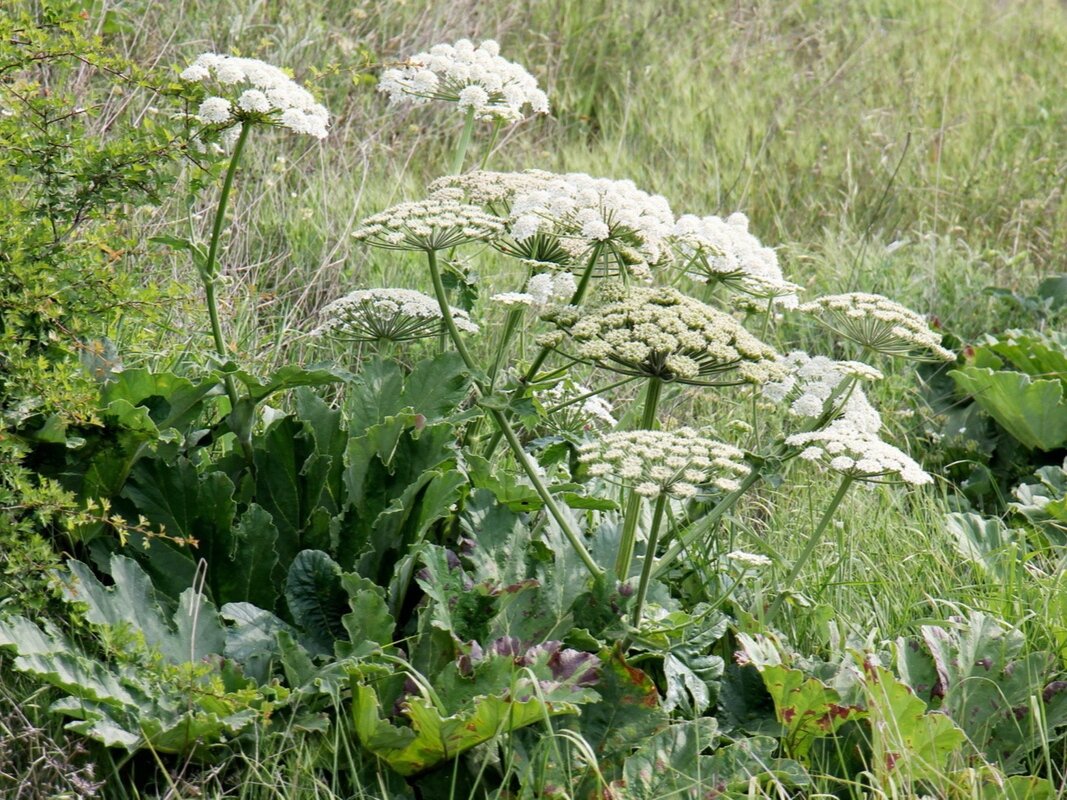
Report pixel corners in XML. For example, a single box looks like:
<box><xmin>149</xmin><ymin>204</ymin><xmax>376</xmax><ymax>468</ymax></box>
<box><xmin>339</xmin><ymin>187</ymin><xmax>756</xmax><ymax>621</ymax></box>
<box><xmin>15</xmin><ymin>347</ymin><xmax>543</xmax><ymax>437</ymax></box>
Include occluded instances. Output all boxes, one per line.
<box><xmin>3</xmin><ymin>0</ymin><xmax>1067</xmax><ymax>797</ymax></box>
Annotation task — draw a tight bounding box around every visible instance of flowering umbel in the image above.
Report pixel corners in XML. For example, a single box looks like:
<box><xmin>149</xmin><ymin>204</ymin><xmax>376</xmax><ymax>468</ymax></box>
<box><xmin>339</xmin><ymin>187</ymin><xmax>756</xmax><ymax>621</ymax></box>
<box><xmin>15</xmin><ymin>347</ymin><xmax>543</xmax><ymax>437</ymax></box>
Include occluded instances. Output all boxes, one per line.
<box><xmin>542</xmin><ymin>285</ymin><xmax>783</xmax><ymax>385</ymax></box>
<box><xmin>309</xmin><ymin>288</ymin><xmax>478</xmax><ymax>343</ymax></box>
<box><xmin>798</xmin><ymin>292</ymin><xmax>954</xmax><ymax>361</ymax></box>
<box><xmin>378</xmin><ymin>39</ymin><xmax>549</xmax><ymax>122</ymax></box>
<box><xmin>351</xmin><ymin>190</ymin><xmax>505</xmax><ymax>252</ymax></box>
<box><xmin>786</xmin><ymin>389</ymin><xmax>932</xmax><ymax>485</ymax></box>
<box><xmin>579</xmin><ymin>429</ymin><xmax>750</xmax><ymax>498</ymax></box>
<box><xmin>179</xmin><ymin>53</ymin><xmax>329</xmax><ymax>139</ymax></box>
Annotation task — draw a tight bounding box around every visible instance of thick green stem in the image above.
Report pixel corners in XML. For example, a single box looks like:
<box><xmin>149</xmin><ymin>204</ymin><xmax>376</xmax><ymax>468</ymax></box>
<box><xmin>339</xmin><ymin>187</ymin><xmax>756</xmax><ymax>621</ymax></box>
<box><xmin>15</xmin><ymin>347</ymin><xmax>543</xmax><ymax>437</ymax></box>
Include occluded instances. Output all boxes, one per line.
<box><xmin>425</xmin><ymin>250</ymin><xmax>602</xmax><ymax>580</ymax></box>
<box><xmin>482</xmin><ymin>242</ymin><xmax>606</xmax><ymax>458</ymax></box>
<box><xmin>488</xmin><ymin>306</ymin><xmax>525</xmax><ymax>389</ymax></box>
<box><xmin>614</xmin><ymin>377</ymin><xmax>663</xmax><ymax>580</ymax></box>
<box><xmin>200</xmin><ymin>122</ymin><xmax>252</xmax><ymax>460</ymax></box>
<box><xmin>451</xmin><ymin>106</ymin><xmax>476</xmax><ymax>175</ymax></box>
<box><xmin>765</xmin><ymin>475</ymin><xmax>855</xmax><ymax>624</ymax></box>
<box><xmin>630</xmin><ymin>492</ymin><xmax>668</xmax><ymax>629</ymax></box>
<box><xmin>480</xmin><ymin>119</ymin><xmax>502</xmax><ymax>169</ymax></box>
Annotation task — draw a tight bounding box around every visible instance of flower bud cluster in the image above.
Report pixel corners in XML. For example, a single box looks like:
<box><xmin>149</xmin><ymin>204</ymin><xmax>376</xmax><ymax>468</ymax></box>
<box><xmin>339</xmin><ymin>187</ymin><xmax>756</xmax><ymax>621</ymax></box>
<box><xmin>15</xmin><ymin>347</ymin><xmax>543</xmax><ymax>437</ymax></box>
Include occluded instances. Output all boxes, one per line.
<box><xmin>786</xmin><ymin>390</ymin><xmax>932</xmax><ymax>484</ymax></box>
<box><xmin>674</xmin><ymin>212</ymin><xmax>799</xmax><ymax>305</ymax></box>
<box><xmin>542</xmin><ymin>285</ymin><xmax>783</xmax><ymax>385</ymax></box>
<box><xmin>799</xmin><ymin>292</ymin><xmax>954</xmax><ymax>361</ymax></box>
<box><xmin>310</xmin><ymin>288</ymin><xmax>477</xmax><ymax>342</ymax></box>
<box><xmin>180</xmin><ymin>53</ymin><xmax>329</xmax><ymax>139</ymax></box>
<box><xmin>762</xmin><ymin>351</ymin><xmax>882</xmax><ymax>417</ymax></box>
<box><xmin>378</xmin><ymin>39</ymin><xmax>549</xmax><ymax>122</ymax></box>
<box><xmin>492</xmin><ymin>272</ymin><xmax>576</xmax><ymax>312</ymax></box>
<box><xmin>579</xmin><ymin>429</ymin><xmax>750</xmax><ymax>498</ymax></box>
<box><xmin>352</xmin><ymin>190</ymin><xmax>505</xmax><ymax>252</ymax></box>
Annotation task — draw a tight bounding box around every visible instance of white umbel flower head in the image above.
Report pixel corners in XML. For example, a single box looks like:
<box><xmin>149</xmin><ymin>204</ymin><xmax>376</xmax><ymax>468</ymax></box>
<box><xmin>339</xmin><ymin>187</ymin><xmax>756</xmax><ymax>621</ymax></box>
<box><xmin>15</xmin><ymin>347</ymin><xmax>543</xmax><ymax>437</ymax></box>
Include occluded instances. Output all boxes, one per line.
<box><xmin>309</xmin><ymin>288</ymin><xmax>477</xmax><ymax>343</ymax></box>
<box><xmin>352</xmin><ymin>190</ymin><xmax>505</xmax><ymax>252</ymax></box>
<box><xmin>798</xmin><ymin>293</ymin><xmax>954</xmax><ymax>361</ymax></box>
<box><xmin>579</xmin><ymin>429</ymin><xmax>750</xmax><ymax>498</ymax></box>
<box><xmin>762</xmin><ymin>351</ymin><xmax>883</xmax><ymax>417</ymax></box>
<box><xmin>378</xmin><ymin>39</ymin><xmax>549</xmax><ymax>122</ymax></box>
<box><xmin>179</xmin><ymin>53</ymin><xmax>329</xmax><ymax>138</ymax></box>
<box><xmin>491</xmin><ymin>272</ymin><xmax>576</xmax><ymax>312</ymax></box>
<box><xmin>542</xmin><ymin>285</ymin><xmax>783</xmax><ymax>385</ymax></box>
<box><xmin>786</xmin><ymin>389</ymin><xmax>932</xmax><ymax>484</ymax></box>
<box><xmin>726</xmin><ymin>550</ymin><xmax>773</xmax><ymax>569</ymax></box>
<box><xmin>507</xmin><ymin>172</ymin><xmax>676</xmax><ymax>276</ymax></box>
<box><xmin>674</xmin><ymin>212</ymin><xmax>800</xmax><ymax>306</ymax></box>
<box><xmin>535</xmin><ymin>378</ymin><xmax>618</xmax><ymax>434</ymax></box>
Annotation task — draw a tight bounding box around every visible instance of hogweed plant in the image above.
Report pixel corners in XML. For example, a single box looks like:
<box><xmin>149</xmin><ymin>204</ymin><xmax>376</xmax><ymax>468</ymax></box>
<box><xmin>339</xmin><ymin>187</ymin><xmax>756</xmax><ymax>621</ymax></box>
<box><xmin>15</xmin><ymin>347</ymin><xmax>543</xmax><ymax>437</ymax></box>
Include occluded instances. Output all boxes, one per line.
<box><xmin>167</xmin><ymin>53</ymin><xmax>331</xmax><ymax>458</ymax></box>
<box><xmin>336</xmin><ymin>64</ymin><xmax>954</xmax><ymax>637</ymax></box>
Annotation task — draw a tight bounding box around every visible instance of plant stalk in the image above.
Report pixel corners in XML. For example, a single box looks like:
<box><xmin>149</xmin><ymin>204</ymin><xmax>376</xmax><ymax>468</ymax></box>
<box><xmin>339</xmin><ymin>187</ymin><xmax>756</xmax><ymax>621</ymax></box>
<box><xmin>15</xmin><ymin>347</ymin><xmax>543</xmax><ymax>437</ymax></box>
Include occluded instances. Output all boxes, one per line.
<box><xmin>630</xmin><ymin>492</ymin><xmax>668</xmax><ymax>629</ymax></box>
<box><xmin>764</xmin><ymin>475</ymin><xmax>855</xmax><ymax>624</ymax></box>
<box><xmin>451</xmin><ymin>106</ymin><xmax>476</xmax><ymax>174</ymax></box>
<box><xmin>614</xmin><ymin>377</ymin><xmax>662</xmax><ymax>580</ymax></box>
<box><xmin>425</xmin><ymin>249</ymin><xmax>602</xmax><ymax>579</ymax></box>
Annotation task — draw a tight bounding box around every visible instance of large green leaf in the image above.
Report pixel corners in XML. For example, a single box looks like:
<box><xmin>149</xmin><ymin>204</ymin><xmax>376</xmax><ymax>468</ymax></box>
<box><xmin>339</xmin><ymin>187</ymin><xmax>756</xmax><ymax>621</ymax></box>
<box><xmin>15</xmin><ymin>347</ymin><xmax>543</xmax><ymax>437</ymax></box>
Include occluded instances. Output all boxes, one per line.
<box><xmin>736</xmin><ymin>633</ymin><xmax>865</xmax><ymax>759</ymax></box>
<box><xmin>950</xmin><ymin>366</ymin><xmax>1067</xmax><ymax>450</ymax></box>
<box><xmin>919</xmin><ymin>613</ymin><xmax>1067</xmax><ymax>770</ymax></box>
<box><xmin>0</xmin><ymin>556</ymin><xmax>268</xmax><ymax>754</ymax></box>
<box><xmin>101</xmin><ymin>368</ymin><xmax>221</xmax><ymax>432</ymax></box>
<box><xmin>285</xmin><ymin>550</ymin><xmax>349</xmax><ymax>655</ymax></box>
<box><xmin>944</xmin><ymin>512</ymin><xmax>1025</xmax><ymax>582</ymax></box>
<box><xmin>123</xmin><ymin>458</ymin><xmax>237</xmax><ymax>598</ymax></box>
<box><xmin>350</xmin><ymin>642</ymin><xmax>598</xmax><ymax>776</ymax></box>
<box><xmin>1010</xmin><ymin>464</ymin><xmax>1067</xmax><ymax>546</ymax></box>
<box><xmin>575</xmin><ymin>649</ymin><xmax>668</xmax><ymax>791</ymax></box>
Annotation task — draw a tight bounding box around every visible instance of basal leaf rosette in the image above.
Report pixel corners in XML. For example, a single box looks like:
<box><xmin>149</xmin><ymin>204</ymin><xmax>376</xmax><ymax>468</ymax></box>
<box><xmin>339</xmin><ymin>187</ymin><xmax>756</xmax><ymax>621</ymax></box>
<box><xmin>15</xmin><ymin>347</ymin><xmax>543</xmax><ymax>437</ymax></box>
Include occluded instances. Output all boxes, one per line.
<box><xmin>179</xmin><ymin>53</ymin><xmax>329</xmax><ymax>139</ymax></box>
<box><xmin>378</xmin><ymin>39</ymin><xmax>549</xmax><ymax>123</ymax></box>
<box><xmin>352</xmin><ymin>189</ymin><xmax>505</xmax><ymax>252</ymax></box>
<box><xmin>798</xmin><ymin>292</ymin><xmax>954</xmax><ymax>361</ymax></box>
<box><xmin>579</xmin><ymin>428</ymin><xmax>751</xmax><ymax>498</ymax></box>
<box><xmin>674</xmin><ymin>212</ymin><xmax>800</xmax><ymax>306</ymax></box>
<box><xmin>762</xmin><ymin>351</ymin><xmax>883</xmax><ymax>417</ymax></box>
<box><xmin>309</xmin><ymin>288</ymin><xmax>478</xmax><ymax>343</ymax></box>
<box><xmin>541</xmin><ymin>285</ymin><xmax>783</xmax><ymax>386</ymax></box>
<box><xmin>786</xmin><ymin>390</ymin><xmax>932</xmax><ymax>485</ymax></box>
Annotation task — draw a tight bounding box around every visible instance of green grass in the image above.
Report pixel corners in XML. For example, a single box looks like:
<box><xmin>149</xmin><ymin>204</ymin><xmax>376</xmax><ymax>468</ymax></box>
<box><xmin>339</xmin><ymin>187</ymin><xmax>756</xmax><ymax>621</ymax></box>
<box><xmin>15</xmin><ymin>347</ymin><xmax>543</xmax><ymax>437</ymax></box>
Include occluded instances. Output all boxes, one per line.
<box><xmin>6</xmin><ymin>0</ymin><xmax>1067</xmax><ymax>796</ymax></box>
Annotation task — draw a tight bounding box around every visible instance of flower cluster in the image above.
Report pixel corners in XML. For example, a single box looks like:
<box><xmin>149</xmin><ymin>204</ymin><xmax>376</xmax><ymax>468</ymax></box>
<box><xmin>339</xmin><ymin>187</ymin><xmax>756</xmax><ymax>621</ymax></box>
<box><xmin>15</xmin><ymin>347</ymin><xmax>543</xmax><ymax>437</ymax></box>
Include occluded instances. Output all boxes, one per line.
<box><xmin>799</xmin><ymin>292</ymin><xmax>954</xmax><ymax>361</ymax></box>
<box><xmin>674</xmin><ymin>213</ymin><xmax>799</xmax><ymax>305</ymax></box>
<box><xmin>309</xmin><ymin>288</ymin><xmax>477</xmax><ymax>343</ymax></box>
<box><xmin>536</xmin><ymin>379</ymin><xmax>617</xmax><ymax>432</ymax></box>
<box><xmin>507</xmin><ymin>173</ymin><xmax>676</xmax><ymax>277</ymax></box>
<box><xmin>351</xmin><ymin>190</ymin><xmax>505</xmax><ymax>252</ymax></box>
<box><xmin>492</xmin><ymin>272</ymin><xmax>576</xmax><ymax>311</ymax></box>
<box><xmin>786</xmin><ymin>390</ymin><xmax>932</xmax><ymax>484</ymax></box>
<box><xmin>542</xmin><ymin>285</ymin><xmax>783</xmax><ymax>385</ymax></box>
<box><xmin>378</xmin><ymin>39</ymin><xmax>549</xmax><ymax>122</ymax></box>
<box><xmin>179</xmin><ymin>53</ymin><xmax>329</xmax><ymax>139</ymax></box>
<box><xmin>762</xmin><ymin>351</ymin><xmax>882</xmax><ymax>417</ymax></box>
<box><xmin>579</xmin><ymin>429</ymin><xmax>750</xmax><ymax>498</ymax></box>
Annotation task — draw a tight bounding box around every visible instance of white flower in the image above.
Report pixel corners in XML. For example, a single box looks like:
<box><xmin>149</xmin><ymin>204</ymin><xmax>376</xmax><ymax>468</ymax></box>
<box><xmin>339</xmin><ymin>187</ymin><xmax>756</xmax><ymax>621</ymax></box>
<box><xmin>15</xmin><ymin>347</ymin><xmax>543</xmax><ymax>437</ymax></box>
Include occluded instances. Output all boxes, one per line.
<box><xmin>761</xmin><ymin>351</ymin><xmax>883</xmax><ymax>418</ymax></box>
<box><xmin>579</xmin><ymin>429</ymin><xmax>749</xmax><ymax>499</ymax></box>
<box><xmin>309</xmin><ymin>288</ymin><xmax>477</xmax><ymax>342</ymax></box>
<box><xmin>542</xmin><ymin>284</ymin><xmax>783</xmax><ymax>385</ymax></box>
<box><xmin>726</xmin><ymin>550</ymin><xmax>772</xmax><ymax>569</ymax></box>
<box><xmin>178</xmin><ymin>53</ymin><xmax>330</xmax><ymax>139</ymax></box>
<box><xmin>798</xmin><ymin>293</ymin><xmax>954</xmax><ymax>361</ymax></box>
<box><xmin>352</xmin><ymin>191</ymin><xmax>506</xmax><ymax>252</ymax></box>
<box><xmin>785</xmin><ymin>389</ymin><xmax>932</xmax><ymax>485</ymax></box>
<box><xmin>674</xmin><ymin>212</ymin><xmax>799</xmax><ymax>306</ymax></box>
<box><xmin>378</xmin><ymin>38</ymin><xmax>549</xmax><ymax>122</ymax></box>
<box><xmin>534</xmin><ymin>379</ymin><xmax>618</xmax><ymax>433</ymax></box>
<box><xmin>196</xmin><ymin>96</ymin><xmax>232</xmax><ymax>124</ymax></box>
